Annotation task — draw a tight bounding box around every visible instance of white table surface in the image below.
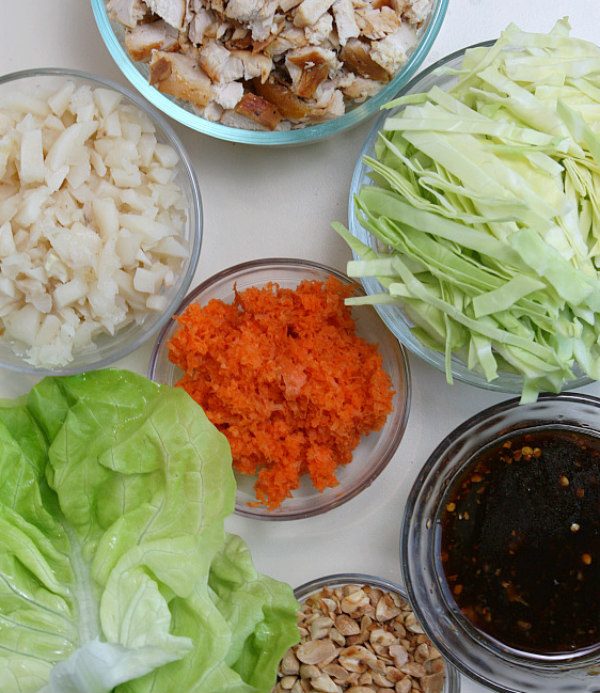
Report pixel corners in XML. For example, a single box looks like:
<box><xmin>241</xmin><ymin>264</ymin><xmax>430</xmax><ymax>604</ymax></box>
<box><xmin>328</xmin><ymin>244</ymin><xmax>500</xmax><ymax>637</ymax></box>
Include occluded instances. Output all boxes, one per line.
<box><xmin>2</xmin><ymin>1</ymin><xmax>599</xmax><ymax>691</ymax></box>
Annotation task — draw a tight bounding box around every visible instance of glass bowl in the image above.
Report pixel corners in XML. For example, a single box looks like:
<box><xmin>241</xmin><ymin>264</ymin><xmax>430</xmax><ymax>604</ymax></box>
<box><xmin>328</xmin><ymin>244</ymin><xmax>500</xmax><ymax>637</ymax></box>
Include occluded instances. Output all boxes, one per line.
<box><xmin>0</xmin><ymin>68</ymin><xmax>202</xmax><ymax>376</ymax></box>
<box><xmin>347</xmin><ymin>42</ymin><xmax>592</xmax><ymax>395</ymax></box>
<box><xmin>148</xmin><ymin>258</ymin><xmax>411</xmax><ymax>520</ymax></box>
<box><xmin>401</xmin><ymin>393</ymin><xmax>600</xmax><ymax>693</ymax></box>
<box><xmin>91</xmin><ymin>0</ymin><xmax>448</xmax><ymax>146</ymax></box>
<box><xmin>293</xmin><ymin>573</ymin><xmax>461</xmax><ymax>693</ymax></box>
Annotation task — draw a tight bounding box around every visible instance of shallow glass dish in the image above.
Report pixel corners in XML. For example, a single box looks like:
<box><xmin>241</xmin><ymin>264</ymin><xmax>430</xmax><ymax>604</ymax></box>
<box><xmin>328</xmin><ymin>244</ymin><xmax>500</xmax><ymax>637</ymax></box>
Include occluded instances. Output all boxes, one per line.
<box><xmin>348</xmin><ymin>43</ymin><xmax>592</xmax><ymax>394</ymax></box>
<box><xmin>294</xmin><ymin>573</ymin><xmax>461</xmax><ymax>693</ymax></box>
<box><xmin>401</xmin><ymin>394</ymin><xmax>600</xmax><ymax>693</ymax></box>
<box><xmin>0</xmin><ymin>68</ymin><xmax>202</xmax><ymax>376</ymax></box>
<box><xmin>148</xmin><ymin>258</ymin><xmax>411</xmax><ymax>520</ymax></box>
<box><xmin>91</xmin><ymin>0</ymin><xmax>448</xmax><ymax>146</ymax></box>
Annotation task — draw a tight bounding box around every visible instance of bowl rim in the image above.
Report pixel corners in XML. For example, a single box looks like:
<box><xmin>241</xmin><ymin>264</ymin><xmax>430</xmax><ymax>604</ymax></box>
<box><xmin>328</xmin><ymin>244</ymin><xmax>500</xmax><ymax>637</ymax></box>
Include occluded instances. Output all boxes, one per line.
<box><xmin>293</xmin><ymin>572</ymin><xmax>462</xmax><ymax>693</ymax></box>
<box><xmin>91</xmin><ymin>0</ymin><xmax>449</xmax><ymax>146</ymax></box>
<box><xmin>401</xmin><ymin>391</ymin><xmax>600</xmax><ymax>692</ymax></box>
<box><xmin>347</xmin><ymin>40</ymin><xmax>593</xmax><ymax>394</ymax></box>
<box><xmin>0</xmin><ymin>67</ymin><xmax>203</xmax><ymax>376</ymax></box>
<box><xmin>147</xmin><ymin>256</ymin><xmax>412</xmax><ymax>521</ymax></box>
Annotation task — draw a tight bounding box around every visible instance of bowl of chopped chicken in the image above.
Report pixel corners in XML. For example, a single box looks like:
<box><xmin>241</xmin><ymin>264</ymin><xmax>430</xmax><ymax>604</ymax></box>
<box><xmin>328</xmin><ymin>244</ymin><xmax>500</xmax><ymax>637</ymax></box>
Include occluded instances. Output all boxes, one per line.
<box><xmin>0</xmin><ymin>68</ymin><xmax>202</xmax><ymax>374</ymax></box>
<box><xmin>91</xmin><ymin>0</ymin><xmax>448</xmax><ymax>144</ymax></box>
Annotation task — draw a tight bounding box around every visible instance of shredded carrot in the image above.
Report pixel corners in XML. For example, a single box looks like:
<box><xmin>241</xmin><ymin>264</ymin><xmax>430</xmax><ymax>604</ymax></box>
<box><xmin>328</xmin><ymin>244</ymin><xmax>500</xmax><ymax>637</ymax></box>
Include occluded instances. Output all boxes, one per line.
<box><xmin>168</xmin><ymin>276</ymin><xmax>394</xmax><ymax>510</ymax></box>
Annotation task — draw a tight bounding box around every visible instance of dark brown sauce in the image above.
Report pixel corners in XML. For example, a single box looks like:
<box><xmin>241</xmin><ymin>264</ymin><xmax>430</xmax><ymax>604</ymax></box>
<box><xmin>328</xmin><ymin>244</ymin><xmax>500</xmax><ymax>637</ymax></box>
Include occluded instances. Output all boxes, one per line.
<box><xmin>440</xmin><ymin>428</ymin><xmax>600</xmax><ymax>655</ymax></box>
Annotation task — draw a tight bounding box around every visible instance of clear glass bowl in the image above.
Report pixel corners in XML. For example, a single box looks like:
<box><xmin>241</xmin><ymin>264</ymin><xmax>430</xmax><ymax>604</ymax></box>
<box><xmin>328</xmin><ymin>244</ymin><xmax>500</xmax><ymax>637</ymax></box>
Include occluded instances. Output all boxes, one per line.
<box><xmin>91</xmin><ymin>0</ymin><xmax>448</xmax><ymax>146</ymax></box>
<box><xmin>348</xmin><ymin>42</ymin><xmax>592</xmax><ymax>394</ymax></box>
<box><xmin>148</xmin><ymin>258</ymin><xmax>411</xmax><ymax>520</ymax></box>
<box><xmin>401</xmin><ymin>394</ymin><xmax>600</xmax><ymax>693</ymax></box>
<box><xmin>0</xmin><ymin>68</ymin><xmax>202</xmax><ymax>376</ymax></box>
<box><xmin>294</xmin><ymin>572</ymin><xmax>462</xmax><ymax>693</ymax></box>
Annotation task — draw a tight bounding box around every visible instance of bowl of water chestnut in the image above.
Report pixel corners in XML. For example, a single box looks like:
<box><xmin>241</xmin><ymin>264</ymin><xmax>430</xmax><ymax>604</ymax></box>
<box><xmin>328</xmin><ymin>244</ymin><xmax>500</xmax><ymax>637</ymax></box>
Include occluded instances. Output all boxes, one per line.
<box><xmin>402</xmin><ymin>393</ymin><xmax>600</xmax><ymax>693</ymax></box>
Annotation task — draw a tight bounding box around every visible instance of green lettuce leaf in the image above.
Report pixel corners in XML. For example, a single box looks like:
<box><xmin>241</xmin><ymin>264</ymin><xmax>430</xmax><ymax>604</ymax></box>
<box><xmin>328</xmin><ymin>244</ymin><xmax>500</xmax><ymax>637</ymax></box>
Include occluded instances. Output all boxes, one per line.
<box><xmin>0</xmin><ymin>370</ymin><xmax>298</xmax><ymax>693</ymax></box>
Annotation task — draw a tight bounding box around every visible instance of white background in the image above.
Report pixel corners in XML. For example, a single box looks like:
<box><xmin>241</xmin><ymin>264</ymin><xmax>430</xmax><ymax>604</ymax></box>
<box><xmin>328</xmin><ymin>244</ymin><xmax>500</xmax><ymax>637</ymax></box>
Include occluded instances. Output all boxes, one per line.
<box><xmin>2</xmin><ymin>1</ymin><xmax>599</xmax><ymax>691</ymax></box>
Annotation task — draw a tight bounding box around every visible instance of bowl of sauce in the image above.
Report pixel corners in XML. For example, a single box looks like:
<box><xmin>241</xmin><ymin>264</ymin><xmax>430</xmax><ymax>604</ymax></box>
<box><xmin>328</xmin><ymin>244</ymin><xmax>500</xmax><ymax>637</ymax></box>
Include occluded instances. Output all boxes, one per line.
<box><xmin>402</xmin><ymin>394</ymin><xmax>600</xmax><ymax>693</ymax></box>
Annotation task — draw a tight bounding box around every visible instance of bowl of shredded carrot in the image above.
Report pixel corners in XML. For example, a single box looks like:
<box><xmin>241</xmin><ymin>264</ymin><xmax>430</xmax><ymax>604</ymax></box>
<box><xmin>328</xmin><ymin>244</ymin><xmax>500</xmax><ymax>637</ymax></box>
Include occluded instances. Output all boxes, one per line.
<box><xmin>148</xmin><ymin>258</ymin><xmax>411</xmax><ymax>520</ymax></box>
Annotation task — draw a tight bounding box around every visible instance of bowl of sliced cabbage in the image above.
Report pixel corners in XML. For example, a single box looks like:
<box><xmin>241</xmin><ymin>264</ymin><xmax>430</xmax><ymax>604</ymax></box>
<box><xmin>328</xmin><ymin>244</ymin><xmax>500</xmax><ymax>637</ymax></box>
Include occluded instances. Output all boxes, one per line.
<box><xmin>342</xmin><ymin>20</ymin><xmax>600</xmax><ymax>402</ymax></box>
<box><xmin>0</xmin><ymin>68</ymin><xmax>202</xmax><ymax>375</ymax></box>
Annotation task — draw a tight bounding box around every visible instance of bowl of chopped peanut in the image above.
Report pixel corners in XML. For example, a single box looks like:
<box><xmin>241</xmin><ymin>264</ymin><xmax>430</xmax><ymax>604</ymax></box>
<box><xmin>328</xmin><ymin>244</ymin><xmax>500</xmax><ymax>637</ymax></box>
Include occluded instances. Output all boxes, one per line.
<box><xmin>273</xmin><ymin>573</ymin><xmax>461</xmax><ymax>693</ymax></box>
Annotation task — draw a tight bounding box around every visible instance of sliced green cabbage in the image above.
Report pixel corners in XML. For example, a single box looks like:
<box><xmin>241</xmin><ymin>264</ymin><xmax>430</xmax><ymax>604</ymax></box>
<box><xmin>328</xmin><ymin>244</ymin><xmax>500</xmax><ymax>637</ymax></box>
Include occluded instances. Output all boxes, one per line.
<box><xmin>0</xmin><ymin>370</ymin><xmax>298</xmax><ymax>693</ymax></box>
<box><xmin>336</xmin><ymin>19</ymin><xmax>600</xmax><ymax>401</ymax></box>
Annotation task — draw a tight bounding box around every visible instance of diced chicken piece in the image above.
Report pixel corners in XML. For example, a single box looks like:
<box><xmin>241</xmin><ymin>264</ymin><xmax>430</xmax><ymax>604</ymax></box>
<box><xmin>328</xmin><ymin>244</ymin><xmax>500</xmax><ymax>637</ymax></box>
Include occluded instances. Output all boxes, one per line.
<box><xmin>249</xmin><ymin>0</ymin><xmax>279</xmax><ymax>41</ymax></box>
<box><xmin>199</xmin><ymin>42</ymin><xmax>244</xmax><ymax>83</ymax></box>
<box><xmin>293</xmin><ymin>0</ymin><xmax>335</xmax><ymax>28</ymax></box>
<box><xmin>286</xmin><ymin>47</ymin><xmax>337</xmax><ymax>98</ymax></box>
<box><xmin>341</xmin><ymin>75</ymin><xmax>382</xmax><ymax>100</ymax></box>
<box><xmin>224</xmin><ymin>0</ymin><xmax>263</xmax><ymax>22</ymax></box>
<box><xmin>305</xmin><ymin>12</ymin><xmax>333</xmax><ymax>46</ymax></box>
<box><xmin>107</xmin><ymin>0</ymin><xmax>147</xmax><ymax>28</ymax></box>
<box><xmin>220</xmin><ymin>109</ymin><xmax>269</xmax><ymax>130</ymax></box>
<box><xmin>149</xmin><ymin>51</ymin><xmax>213</xmax><ymax>108</ymax></box>
<box><xmin>279</xmin><ymin>0</ymin><xmax>302</xmax><ymax>11</ymax></box>
<box><xmin>267</xmin><ymin>24</ymin><xmax>308</xmax><ymax>56</ymax></box>
<box><xmin>125</xmin><ymin>20</ymin><xmax>180</xmax><ymax>62</ymax></box>
<box><xmin>230</xmin><ymin>50</ymin><xmax>273</xmax><ymax>83</ymax></box>
<box><xmin>356</xmin><ymin>7</ymin><xmax>401</xmax><ymax>39</ymax></box>
<box><xmin>332</xmin><ymin>0</ymin><xmax>359</xmax><ymax>46</ymax></box>
<box><xmin>144</xmin><ymin>0</ymin><xmax>188</xmax><ymax>29</ymax></box>
<box><xmin>321</xmin><ymin>88</ymin><xmax>345</xmax><ymax>117</ymax></box>
<box><xmin>252</xmin><ymin>78</ymin><xmax>312</xmax><ymax>120</ymax></box>
<box><xmin>203</xmin><ymin>101</ymin><xmax>224</xmax><ymax>121</ymax></box>
<box><xmin>405</xmin><ymin>0</ymin><xmax>432</xmax><ymax>25</ymax></box>
<box><xmin>311</xmin><ymin>79</ymin><xmax>336</xmax><ymax>107</ymax></box>
<box><xmin>235</xmin><ymin>92</ymin><xmax>283</xmax><ymax>129</ymax></box>
<box><xmin>370</xmin><ymin>25</ymin><xmax>416</xmax><ymax>75</ymax></box>
<box><xmin>225</xmin><ymin>27</ymin><xmax>252</xmax><ymax>49</ymax></box>
<box><xmin>340</xmin><ymin>38</ymin><xmax>390</xmax><ymax>81</ymax></box>
<box><xmin>188</xmin><ymin>8</ymin><xmax>215</xmax><ymax>44</ymax></box>
<box><xmin>213</xmin><ymin>82</ymin><xmax>244</xmax><ymax>109</ymax></box>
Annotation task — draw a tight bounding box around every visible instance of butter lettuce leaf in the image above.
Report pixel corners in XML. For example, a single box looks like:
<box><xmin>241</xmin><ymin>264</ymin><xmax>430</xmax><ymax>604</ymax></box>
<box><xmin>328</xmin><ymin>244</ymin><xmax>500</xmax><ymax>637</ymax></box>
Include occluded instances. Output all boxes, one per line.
<box><xmin>0</xmin><ymin>370</ymin><xmax>298</xmax><ymax>693</ymax></box>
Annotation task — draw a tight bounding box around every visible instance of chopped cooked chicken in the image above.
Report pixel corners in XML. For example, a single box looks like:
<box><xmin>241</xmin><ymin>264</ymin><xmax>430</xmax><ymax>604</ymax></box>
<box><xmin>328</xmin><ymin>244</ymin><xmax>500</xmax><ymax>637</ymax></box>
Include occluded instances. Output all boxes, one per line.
<box><xmin>149</xmin><ymin>50</ymin><xmax>213</xmax><ymax>107</ymax></box>
<box><xmin>224</xmin><ymin>0</ymin><xmax>263</xmax><ymax>22</ymax></box>
<box><xmin>370</xmin><ymin>24</ymin><xmax>417</xmax><ymax>74</ymax></box>
<box><xmin>231</xmin><ymin>50</ymin><xmax>273</xmax><ymax>82</ymax></box>
<box><xmin>356</xmin><ymin>7</ymin><xmax>400</xmax><ymax>39</ymax></box>
<box><xmin>213</xmin><ymin>81</ymin><xmax>245</xmax><ymax>108</ymax></box>
<box><xmin>332</xmin><ymin>0</ymin><xmax>359</xmax><ymax>46</ymax></box>
<box><xmin>200</xmin><ymin>41</ymin><xmax>245</xmax><ymax>82</ymax></box>
<box><xmin>108</xmin><ymin>0</ymin><xmax>147</xmax><ymax>28</ymax></box>
<box><xmin>341</xmin><ymin>75</ymin><xmax>383</xmax><ymax>100</ymax></box>
<box><xmin>340</xmin><ymin>38</ymin><xmax>390</xmax><ymax>80</ymax></box>
<box><xmin>204</xmin><ymin>100</ymin><xmax>224</xmax><ymax>120</ymax></box>
<box><xmin>267</xmin><ymin>25</ymin><xmax>309</xmax><ymax>56</ymax></box>
<box><xmin>220</xmin><ymin>109</ymin><xmax>269</xmax><ymax>130</ymax></box>
<box><xmin>304</xmin><ymin>12</ymin><xmax>333</xmax><ymax>45</ymax></box>
<box><xmin>253</xmin><ymin>78</ymin><xmax>312</xmax><ymax>120</ymax></box>
<box><xmin>279</xmin><ymin>0</ymin><xmax>303</xmax><ymax>11</ymax></box>
<box><xmin>235</xmin><ymin>92</ymin><xmax>283</xmax><ymax>128</ymax></box>
<box><xmin>404</xmin><ymin>0</ymin><xmax>431</xmax><ymax>24</ymax></box>
<box><xmin>287</xmin><ymin>59</ymin><xmax>328</xmax><ymax>98</ymax></box>
<box><xmin>293</xmin><ymin>0</ymin><xmax>335</xmax><ymax>28</ymax></box>
<box><xmin>144</xmin><ymin>0</ymin><xmax>188</xmax><ymax>29</ymax></box>
<box><xmin>108</xmin><ymin>0</ymin><xmax>431</xmax><ymax>128</ymax></box>
<box><xmin>124</xmin><ymin>20</ymin><xmax>179</xmax><ymax>61</ymax></box>
<box><xmin>188</xmin><ymin>8</ymin><xmax>216</xmax><ymax>44</ymax></box>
